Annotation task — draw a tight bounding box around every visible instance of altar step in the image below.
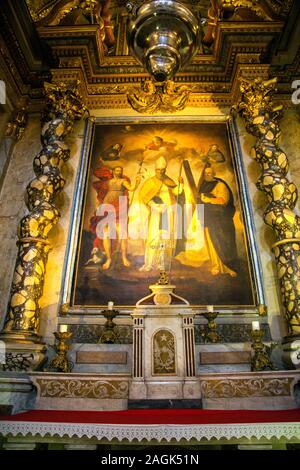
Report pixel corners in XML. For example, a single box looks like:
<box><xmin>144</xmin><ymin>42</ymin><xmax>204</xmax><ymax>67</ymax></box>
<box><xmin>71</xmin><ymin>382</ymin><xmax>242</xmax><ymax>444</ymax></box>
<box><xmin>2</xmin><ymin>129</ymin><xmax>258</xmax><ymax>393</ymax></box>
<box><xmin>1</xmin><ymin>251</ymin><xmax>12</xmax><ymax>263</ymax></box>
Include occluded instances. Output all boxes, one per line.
<box><xmin>128</xmin><ymin>399</ymin><xmax>202</xmax><ymax>409</ymax></box>
<box><xmin>197</xmin><ymin>345</ymin><xmax>252</xmax><ymax>373</ymax></box>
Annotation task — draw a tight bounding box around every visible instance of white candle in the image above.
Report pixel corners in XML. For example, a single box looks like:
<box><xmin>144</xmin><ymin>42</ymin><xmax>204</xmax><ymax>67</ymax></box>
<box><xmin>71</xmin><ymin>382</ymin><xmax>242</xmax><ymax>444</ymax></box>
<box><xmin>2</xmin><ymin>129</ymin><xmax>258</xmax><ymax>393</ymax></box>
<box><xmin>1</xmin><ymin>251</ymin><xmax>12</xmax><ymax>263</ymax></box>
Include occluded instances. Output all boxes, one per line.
<box><xmin>207</xmin><ymin>305</ymin><xmax>214</xmax><ymax>313</ymax></box>
<box><xmin>252</xmin><ymin>321</ymin><xmax>260</xmax><ymax>331</ymax></box>
<box><xmin>108</xmin><ymin>301</ymin><xmax>114</xmax><ymax>311</ymax></box>
<box><xmin>59</xmin><ymin>325</ymin><xmax>68</xmax><ymax>333</ymax></box>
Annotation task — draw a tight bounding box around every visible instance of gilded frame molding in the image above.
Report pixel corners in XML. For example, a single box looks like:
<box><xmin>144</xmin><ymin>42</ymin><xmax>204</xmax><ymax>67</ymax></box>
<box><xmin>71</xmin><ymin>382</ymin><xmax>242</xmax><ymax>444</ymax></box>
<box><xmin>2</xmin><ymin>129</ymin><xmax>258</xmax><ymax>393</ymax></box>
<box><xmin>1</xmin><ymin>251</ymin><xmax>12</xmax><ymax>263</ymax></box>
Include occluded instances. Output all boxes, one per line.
<box><xmin>60</xmin><ymin>114</ymin><xmax>266</xmax><ymax>316</ymax></box>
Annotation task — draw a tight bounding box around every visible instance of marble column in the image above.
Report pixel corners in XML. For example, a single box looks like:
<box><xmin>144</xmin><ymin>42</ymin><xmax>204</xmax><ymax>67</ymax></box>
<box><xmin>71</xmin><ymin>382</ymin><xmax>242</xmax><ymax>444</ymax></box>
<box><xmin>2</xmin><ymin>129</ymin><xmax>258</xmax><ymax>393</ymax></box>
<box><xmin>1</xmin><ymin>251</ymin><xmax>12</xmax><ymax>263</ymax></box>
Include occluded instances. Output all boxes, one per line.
<box><xmin>0</xmin><ymin>81</ymin><xmax>86</xmax><ymax>371</ymax></box>
<box><xmin>237</xmin><ymin>77</ymin><xmax>300</xmax><ymax>367</ymax></box>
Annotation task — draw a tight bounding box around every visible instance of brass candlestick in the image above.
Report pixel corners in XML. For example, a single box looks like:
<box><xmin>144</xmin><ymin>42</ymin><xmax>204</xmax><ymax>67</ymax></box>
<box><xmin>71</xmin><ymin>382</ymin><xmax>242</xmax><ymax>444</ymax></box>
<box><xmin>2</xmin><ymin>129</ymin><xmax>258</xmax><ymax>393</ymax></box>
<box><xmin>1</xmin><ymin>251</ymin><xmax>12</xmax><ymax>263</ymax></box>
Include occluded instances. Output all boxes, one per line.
<box><xmin>99</xmin><ymin>309</ymin><xmax>119</xmax><ymax>344</ymax></box>
<box><xmin>251</xmin><ymin>329</ymin><xmax>274</xmax><ymax>371</ymax></box>
<box><xmin>203</xmin><ymin>311</ymin><xmax>220</xmax><ymax>343</ymax></box>
<box><xmin>46</xmin><ymin>331</ymin><xmax>74</xmax><ymax>373</ymax></box>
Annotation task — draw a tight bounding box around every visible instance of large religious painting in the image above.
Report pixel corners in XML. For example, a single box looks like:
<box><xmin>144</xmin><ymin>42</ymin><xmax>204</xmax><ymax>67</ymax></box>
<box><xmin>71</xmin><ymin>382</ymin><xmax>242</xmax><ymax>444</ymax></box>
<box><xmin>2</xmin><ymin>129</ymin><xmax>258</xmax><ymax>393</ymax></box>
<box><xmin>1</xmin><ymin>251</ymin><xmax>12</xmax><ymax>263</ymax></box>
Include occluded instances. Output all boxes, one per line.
<box><xmin>64</xmin><ymin>118</ymin><xmax>265</xmax><ymax>311</ymax></box>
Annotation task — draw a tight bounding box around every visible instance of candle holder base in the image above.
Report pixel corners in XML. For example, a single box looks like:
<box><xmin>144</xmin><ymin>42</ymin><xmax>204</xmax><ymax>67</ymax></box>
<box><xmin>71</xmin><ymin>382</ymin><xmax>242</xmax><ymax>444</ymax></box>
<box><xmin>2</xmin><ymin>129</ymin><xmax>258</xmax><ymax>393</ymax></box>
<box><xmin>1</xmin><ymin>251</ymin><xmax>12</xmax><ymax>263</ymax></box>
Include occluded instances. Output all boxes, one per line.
<box><xmin>251</xmin><ymin>329</ymin><xmax>275</xmax><ymax>371</ymax></box>
<box><xmin>203</xmin><ymin>312</ymin><xmax>221</xmax><ymax>343</ymax></box>
<box><xmin>45</xmin><ymin>331</ymin><xmax>74</xmax><ymax>373</ymax></box>
<box><xmin>98</xmin><ymin>309</ymin><xmax>120</xmax><ymax>344</ymax></box>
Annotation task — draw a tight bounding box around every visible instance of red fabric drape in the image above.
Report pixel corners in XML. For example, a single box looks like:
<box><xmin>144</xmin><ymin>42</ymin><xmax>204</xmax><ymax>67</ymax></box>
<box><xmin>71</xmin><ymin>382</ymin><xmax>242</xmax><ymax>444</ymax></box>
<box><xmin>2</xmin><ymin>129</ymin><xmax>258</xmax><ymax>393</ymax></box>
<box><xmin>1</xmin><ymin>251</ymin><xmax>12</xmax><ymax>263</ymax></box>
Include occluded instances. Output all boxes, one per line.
<box><xmin>1</xmin><ymin>409</ymin><xmax>299</xmax><ymax>425</ymax></box>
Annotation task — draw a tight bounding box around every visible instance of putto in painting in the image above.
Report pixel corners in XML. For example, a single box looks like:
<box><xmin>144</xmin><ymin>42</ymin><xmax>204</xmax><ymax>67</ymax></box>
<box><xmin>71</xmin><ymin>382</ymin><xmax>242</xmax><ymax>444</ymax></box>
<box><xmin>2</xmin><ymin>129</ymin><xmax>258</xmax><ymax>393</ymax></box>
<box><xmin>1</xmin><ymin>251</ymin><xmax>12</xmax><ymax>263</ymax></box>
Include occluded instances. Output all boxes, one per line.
<box><xmin>71</xmin><ymin>121</ymin><xmax>256</xmax><ymax>307</ymax></box>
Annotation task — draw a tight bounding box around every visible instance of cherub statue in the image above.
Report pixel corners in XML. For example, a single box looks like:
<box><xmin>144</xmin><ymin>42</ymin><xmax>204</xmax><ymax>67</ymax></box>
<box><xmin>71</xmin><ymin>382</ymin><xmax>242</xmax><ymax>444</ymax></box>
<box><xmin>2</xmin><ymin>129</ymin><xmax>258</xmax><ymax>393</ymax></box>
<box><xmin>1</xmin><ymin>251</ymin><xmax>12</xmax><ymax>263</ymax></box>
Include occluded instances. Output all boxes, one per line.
<box><xmin>127</xmin><ymin>80</ymin><xmax>160</xmax><ymax>113</ymax></box>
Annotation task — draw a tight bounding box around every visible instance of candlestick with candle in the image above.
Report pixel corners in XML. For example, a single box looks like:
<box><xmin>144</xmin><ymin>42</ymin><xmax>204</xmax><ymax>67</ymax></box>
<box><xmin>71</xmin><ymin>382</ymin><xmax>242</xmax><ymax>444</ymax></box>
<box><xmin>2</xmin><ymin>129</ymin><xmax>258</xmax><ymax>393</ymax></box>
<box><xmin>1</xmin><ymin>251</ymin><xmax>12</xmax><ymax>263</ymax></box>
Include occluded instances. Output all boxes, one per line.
<box><xmin>46</xmin><ymin>329</ymin><xmax>73</xmax><ymax>373</ymax></box>
<box><xmin>204</xmin><ymin>307</ymin><xmax>220</xmax><ymax>343</ymax></box>
<box><xmin>250</xmin><ymin>322</ymin><xmax>274</xmax><ymax>371</ymax></box>
<box><xmin>99</xmin><ymin>304</ymin><xmax>119</xmax><ymax>344</ymax></box>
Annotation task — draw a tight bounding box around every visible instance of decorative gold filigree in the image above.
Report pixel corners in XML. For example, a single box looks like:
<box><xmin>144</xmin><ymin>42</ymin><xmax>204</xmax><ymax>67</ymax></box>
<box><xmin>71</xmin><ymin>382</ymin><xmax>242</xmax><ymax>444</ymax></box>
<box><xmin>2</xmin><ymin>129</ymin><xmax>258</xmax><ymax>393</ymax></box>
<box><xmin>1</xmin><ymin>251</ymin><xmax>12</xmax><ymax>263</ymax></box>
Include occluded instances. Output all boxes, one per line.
<box><xmin>237</xmin><ymin>77</ymin><xmax>300</xmax><ymax>334</ymax></box>
<box><xmin>27</xmin><ymin>0</ymin><xmax>101</xmax><ymax>24</ymax></box>
<box><xmin>46</xmin><ymin>331</ymin><xmax>74</xmax><ymax>373</ymax></box>
<box><xmin>27</xmin><ymin>0</ymin><xmax>115</xmax><ymax>49</ymax></box>
<box><xmin>258</xmin><ymin>304</ymin><xmax>268</xmax><ymax>316</ymax></box>
<box><xmin>51</xmin><ymin>0</ymin><xmax>99</xmax><ymax>25</ymax></box>
<box><xmin>25</xmin><ymin>0</ymin><xmax>55</xmax><ymax>22</ymax></box>
<box><xmin>153</xmin><ymin>329</ymin><xmax>176</xmax><ymax>375</ymax></box>
<box><xmin>60</xmin><ymin>303</ymin><xmax>70</xmax><ymax>315</ymax></box>
<box><xmin>5</xmin><ymin>104</ymin><xmax>28</xmax><ymax>141</ymax></box>
<box><xmin>250</xmin><ymin>329</ymin><xmax>275</xmax><ymax>371</ymax></box>
<box><xmin>157</xmin><ymin>271</ymin><xmax>169</xmax><ymax>286</ymax></box>
<box><xmin>203</xmin><ymin>311</ymin><xmax>221</xmax><ymax>343</ymax></box>
<box><xmin>220</xmin><ymin>0</ymin><xmax>271</xmax><ymax>19</ymax></box>
<box><xmin>127</xmin><ymin>80</ymin><xmax>191</xmax><ymax>114</ymax></box>
<box><xmin>0</xmin><ymin>81</ymin><xmax>86</xmax><ymax>343</ymax></box>
<box><xmin>36</xmin><ymin>378</ymin><xmax>129</xmax><ymax>398</ymax></box>
<box><xmin>99</xmin><ymin>309</ymin><xmax>120</xmax><ymax>344</ymax></box>
<box><xmin>200</xmin><ymin>377</ymin><xmax>293</xmax><ymax>398</ymax></box>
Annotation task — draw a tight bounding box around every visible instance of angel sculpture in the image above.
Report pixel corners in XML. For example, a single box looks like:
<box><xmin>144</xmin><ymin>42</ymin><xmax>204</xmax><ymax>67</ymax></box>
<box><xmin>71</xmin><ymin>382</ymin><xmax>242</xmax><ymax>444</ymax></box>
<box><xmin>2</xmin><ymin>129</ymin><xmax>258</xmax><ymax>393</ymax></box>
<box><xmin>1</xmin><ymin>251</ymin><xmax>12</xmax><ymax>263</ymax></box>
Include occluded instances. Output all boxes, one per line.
<box><xmin>127</xmin><ymin>80</ymin><xmax>191</xmax><ymax>114</ymax></box>
<box><xmin>160</xmin><ymin>80</ymin><xmax>190</xmax><ymax>112</ymax></box>
<box><xmin>127</xmin><ymin>80</ymin><xmax>160</xmax><ymax>114</ymax></box>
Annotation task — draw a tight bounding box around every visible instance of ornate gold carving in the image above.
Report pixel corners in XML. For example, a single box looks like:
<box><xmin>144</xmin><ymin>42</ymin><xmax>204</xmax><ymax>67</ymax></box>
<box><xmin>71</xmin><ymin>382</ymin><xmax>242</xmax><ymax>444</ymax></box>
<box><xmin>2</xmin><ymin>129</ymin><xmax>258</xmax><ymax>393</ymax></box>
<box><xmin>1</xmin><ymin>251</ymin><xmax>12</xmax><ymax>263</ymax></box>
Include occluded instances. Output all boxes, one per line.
<box><xmin>200</xmin><ymin>377</ymin><xmax>293</xmax><ymax>398</ymax></box>
<box><xmin>203</xmin><ymin>311</ymin><xmax>221</xmax><ymax>343</ymax></box>
<box><xmin>46</xmin><ymin>331</ymin><xmax>74</xmax><ymax>373</ymax></box>
<box><xmin>99</xmin><ymin>309</ymin><xmax>120</xmax><ymax>344</ymax></box>
<box><xmin>36</xmin><ymin>378</ymin><xmax>129</xmax><ymax>398</ymax></box>
<box><xmin>251</xmin><ymin>329</ymin><xmax>275</xmax><ymax>371</ymax></box>
<box><xmin>60</xmin><ymin>303</ymin><xmax>70</xmax><ymax>315</ymax></box>
<box><xmin>261</xmin><ymin>0</ymin><xmax>294</xmax><ymax>16</ymax></box>
<box><xmin>237</xmin><ymin>77</ymin><xmax>300</xmax><ymax>334</ymax></box>
<box><xmin>127</xmin><ymin>80</ymin><xmax>191</xmax><ymax>114</ymax></box>
<box><xmin>5</xmin><ymin>105</ymin><xmax>28</xmax><ymax>141</ymax></box>
<box><xmin>0</xmin><ymin>81</ymin><xmax>86</xmax><ymax>344</ymax></box>
<box><xmin>220</xmin><ymin>0</ymin><xmax>271</xmax><ymax>19</ymax></box>
<box><xmin>37</xmin><ymin>19</ymin><xmax>284</xmax><ymax>109</ymax></box>
<box><xmin>49</xmin><ymin>0</ymin><xmax>100</xmax><ymax>25</ymax></box>
<box><xmin>153</xmin><ymin>293</ymin><xmax>171</xmax><ymax>305</ymax></box>
<box><xmin>258</xmin><ymin>304</ymin><xmax>268</xmax><ymax>316</ymax></box>
<box><xmin>25</xmin><ymin>0</ymin><xmax>55</xmax><ymax>22</ymax></box>
<box><xmin>218</xmin><ymin>0</ymin><xmax>293</xmax><ymax>20</ymax></box>
<box><xmin>157</xmin><ymin>271</ymin><xmax>170</xmax><ymax>286</ymax></box>
<box><xmin>27</xmin><ymin>0</ymin><xmax>114</xmax><ymax>49</ymax></box>
<box><xmin>203</xmin><ymin>0</ymin><xmax>219</xmax><ymax>46</ymax></box>
<box><xmin>153</xmin><ymin>330</ymin><xmax>176</xmax><ymax>375</ymax></box>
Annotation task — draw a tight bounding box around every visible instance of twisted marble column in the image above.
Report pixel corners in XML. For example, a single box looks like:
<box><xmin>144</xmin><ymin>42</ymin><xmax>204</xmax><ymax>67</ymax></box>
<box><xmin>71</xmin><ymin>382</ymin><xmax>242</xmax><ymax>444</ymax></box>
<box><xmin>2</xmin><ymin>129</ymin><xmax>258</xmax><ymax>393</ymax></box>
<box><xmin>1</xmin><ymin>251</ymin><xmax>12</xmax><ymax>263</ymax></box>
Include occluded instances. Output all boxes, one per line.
<box><xmin>237</xmin><ymin>77</ymin><xmax>300</xmax><ymax>335</ymax></box>
<box><xmin>0</xmin><ymin>81</ymin><xmax>86</xmax><ymax>345</ymax></box>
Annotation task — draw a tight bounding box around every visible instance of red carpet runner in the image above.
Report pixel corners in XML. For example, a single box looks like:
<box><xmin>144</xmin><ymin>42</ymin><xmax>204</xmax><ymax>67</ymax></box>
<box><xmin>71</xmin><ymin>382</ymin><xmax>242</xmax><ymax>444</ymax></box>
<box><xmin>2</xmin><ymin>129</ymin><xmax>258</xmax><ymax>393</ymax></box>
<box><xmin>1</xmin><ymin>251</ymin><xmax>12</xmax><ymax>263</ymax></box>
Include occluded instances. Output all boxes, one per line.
<box><xmin>1</xmin><ymin>409</ymin><xmax>300</xmax><ymax>425</ymax></box>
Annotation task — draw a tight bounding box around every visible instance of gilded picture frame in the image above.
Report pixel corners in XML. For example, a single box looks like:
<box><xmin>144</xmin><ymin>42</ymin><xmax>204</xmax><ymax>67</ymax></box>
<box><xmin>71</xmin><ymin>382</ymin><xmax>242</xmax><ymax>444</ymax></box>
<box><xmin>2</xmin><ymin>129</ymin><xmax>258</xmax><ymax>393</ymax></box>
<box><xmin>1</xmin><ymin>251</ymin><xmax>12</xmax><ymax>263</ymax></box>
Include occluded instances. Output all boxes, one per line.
<box><xmin>60</xmin><ymin>115</ymin><xmax>265</xmax><ymax>315</ymax></box>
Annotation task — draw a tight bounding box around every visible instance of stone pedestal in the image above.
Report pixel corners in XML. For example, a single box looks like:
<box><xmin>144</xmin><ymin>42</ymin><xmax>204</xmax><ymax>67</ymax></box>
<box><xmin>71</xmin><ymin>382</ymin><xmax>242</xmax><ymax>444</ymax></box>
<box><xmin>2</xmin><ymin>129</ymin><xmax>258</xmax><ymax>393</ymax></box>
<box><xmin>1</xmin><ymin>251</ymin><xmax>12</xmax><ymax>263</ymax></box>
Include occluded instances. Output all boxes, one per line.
<box><xmin>199</xmin><ymin>370</ymin><xmax>300</xmax><ymax>409</ymax></box>
<box><xmin>29</xmin><ymin>372</ymin><xmax>130</xmax><ymax>411</ymax></box>
<box><xmin>130</xmin><ymin>282</ymin><xmax>200</xmax><ymax>401</ymax></box>
<box><xmin>0</xmin><ymin>372</ymin><xmax>36</xmax><ymax>415</ymax></box>
<box><xmin>0</xmin><ymin>335</ymin><xmax>47</xmax><ymax>372</ymax></box>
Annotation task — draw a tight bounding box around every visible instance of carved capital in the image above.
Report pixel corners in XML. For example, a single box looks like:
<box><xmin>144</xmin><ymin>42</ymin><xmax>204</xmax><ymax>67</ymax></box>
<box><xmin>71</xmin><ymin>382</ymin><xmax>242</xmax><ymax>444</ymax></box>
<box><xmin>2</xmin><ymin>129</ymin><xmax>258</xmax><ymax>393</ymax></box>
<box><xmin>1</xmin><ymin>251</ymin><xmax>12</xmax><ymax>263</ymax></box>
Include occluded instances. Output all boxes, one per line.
<box><xmin>43</xmin><ymin>80</ymin><xmax>87</xmax><ymax>124</ymax></box>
